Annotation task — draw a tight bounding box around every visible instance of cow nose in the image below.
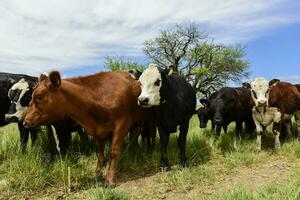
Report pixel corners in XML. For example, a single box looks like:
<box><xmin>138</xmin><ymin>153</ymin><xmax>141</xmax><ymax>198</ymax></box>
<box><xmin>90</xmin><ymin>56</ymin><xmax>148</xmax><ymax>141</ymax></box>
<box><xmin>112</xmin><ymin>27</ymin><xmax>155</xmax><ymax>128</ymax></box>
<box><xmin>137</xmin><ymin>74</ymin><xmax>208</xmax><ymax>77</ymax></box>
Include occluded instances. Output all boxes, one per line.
<box><xmin>258</xmin><ymin>100</ymin><xmax>267</xmax><ymax>107</ymax></box>
<box><xmin>5</xmin><ymin>114</ymin><xmax>18</xmax><ymax>123</ymax></box>
<box><xmin>138</xmin><ymin>97</ymin><xmax>149</xmax><ymax>106</ymax></box>
<box><xmin>23</xmin><ymin>120</ymin><xmax>29</xmax><ymax>128</ymax></box>
<box><xmin>214</xmin><ymin>117</ymin><xmax>223</xmax><ymax>124</ymax></box>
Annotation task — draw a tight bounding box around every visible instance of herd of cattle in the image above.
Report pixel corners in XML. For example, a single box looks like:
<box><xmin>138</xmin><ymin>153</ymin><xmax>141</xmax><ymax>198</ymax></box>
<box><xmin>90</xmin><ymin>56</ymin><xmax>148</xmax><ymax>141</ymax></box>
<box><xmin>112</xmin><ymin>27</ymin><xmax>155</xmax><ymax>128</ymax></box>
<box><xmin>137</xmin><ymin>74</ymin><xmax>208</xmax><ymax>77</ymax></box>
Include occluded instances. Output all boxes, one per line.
<box><xmin>1</xmin><ymin>63</ymin><xmax>300</xmax><ymax>186</ymax></box>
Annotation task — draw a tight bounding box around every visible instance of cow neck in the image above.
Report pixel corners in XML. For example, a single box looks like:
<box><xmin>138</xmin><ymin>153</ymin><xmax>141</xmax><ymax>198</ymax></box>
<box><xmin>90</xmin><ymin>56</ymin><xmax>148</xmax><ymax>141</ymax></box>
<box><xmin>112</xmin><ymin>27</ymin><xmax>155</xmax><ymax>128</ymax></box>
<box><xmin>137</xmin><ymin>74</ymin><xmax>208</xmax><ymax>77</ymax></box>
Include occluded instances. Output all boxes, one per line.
<box><xmin>255</xmin><ymin>106</ymin><xmax>268</xmax><ymax>114</ymax></box>
<box><xmin>59</xmin><ymin>79</ymin><xmax>102</xmax><ymax>132</ymax></box>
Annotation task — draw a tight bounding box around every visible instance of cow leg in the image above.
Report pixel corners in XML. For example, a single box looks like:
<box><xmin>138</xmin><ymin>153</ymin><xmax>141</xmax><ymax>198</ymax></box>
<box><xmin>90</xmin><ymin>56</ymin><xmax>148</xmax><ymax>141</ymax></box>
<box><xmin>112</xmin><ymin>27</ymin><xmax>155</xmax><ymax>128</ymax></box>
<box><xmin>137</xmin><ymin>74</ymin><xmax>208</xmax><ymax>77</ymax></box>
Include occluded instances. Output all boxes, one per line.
<box><xmin>46</xmin><ymin>125</ymin><xmax>57</xmax><ymax>157</ymax></box>
<box><xmin>18</xmin><ymin>122</ymin><xmax>29</xmax><ymax>152</ymax></box>
<box><xmin>105</xmin><ymin>123</ymin><xmax>129</xmax><ymax>186</ymax></box>
<box><xmin>235</xmin><ymin>121</ymin><xmax>242</xmax><ymax>141</ymax></box>
<box><xmin>295</xmin><ymin>111</ymin><xmax>300</xmax><ymax>139</ymax></box>
<box><xmin>147</xmin><ymin>121</ymin><xmax>156</xmax><ymax>152</ymax></box>
<box><xmin>158</xmin><ymin>126</ymin><xmax>170</xmax><ymax>172</ymax></box>
<box><xmin>30</xmin><ymin>129</ymin><xmax>38</xmax><ymax>145</ymax></box>
<box><xmin>273</xmin><ymin>122</ymin><xmax>282</xmax><ymax>150</ymax></box>
<box><xmin>211</xmin><ymin>121</ymin><xmax>216</xmax><ymax>130</ymax></box>
<box><xmin>96</xmin><ymin>139</ymin><xmax>106</xmax><ymax>178</ymax></box>
<box><xmin>223</xmin><ymin>124</ymin><xmax>228</xmax><ymax>134</ymax></box>
<box><xmin>178</xmin><ymin>121</ymin><xmax>189</xmax><ymax>168</ymax></box>
<box><xmin>215</xmin><ymin>125</ymin><xmax>222</xmax><ymax>137</ymax></box>
<box><xmin>252</xmin><ymin>114</ymin><xmax>263</xmax><ymax>151</ymax></box>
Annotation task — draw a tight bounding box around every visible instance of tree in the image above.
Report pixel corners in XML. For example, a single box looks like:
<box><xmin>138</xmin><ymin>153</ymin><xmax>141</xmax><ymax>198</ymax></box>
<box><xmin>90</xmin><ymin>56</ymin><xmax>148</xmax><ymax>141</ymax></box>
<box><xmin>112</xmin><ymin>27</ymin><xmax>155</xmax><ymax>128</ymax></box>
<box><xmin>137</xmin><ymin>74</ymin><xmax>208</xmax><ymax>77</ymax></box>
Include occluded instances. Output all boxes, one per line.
<box><xmin>104</xmin><ymin>56</ymin><xmax>145</xmax><ymax>71</ymax></box>
<box><xmin>143</xmin><ymin>23</ymin><xmax>250</xmax><ymax>96</ymax></box>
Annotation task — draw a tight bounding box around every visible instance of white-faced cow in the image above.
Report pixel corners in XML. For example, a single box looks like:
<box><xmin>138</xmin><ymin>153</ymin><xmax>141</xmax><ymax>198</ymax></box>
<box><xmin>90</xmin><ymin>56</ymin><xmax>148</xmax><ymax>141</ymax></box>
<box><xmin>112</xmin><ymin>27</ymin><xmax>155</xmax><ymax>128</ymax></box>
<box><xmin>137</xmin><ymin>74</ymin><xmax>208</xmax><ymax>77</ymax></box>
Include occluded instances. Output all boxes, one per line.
<box><xmin>243</xmin><ymin>77</ymin><xmax>300</xmax><ymax>151</ymax></box>
<box><xmin>137</xmin><ymin>64</ymin><xmax>196</xmax><ymax>171</ymax></box>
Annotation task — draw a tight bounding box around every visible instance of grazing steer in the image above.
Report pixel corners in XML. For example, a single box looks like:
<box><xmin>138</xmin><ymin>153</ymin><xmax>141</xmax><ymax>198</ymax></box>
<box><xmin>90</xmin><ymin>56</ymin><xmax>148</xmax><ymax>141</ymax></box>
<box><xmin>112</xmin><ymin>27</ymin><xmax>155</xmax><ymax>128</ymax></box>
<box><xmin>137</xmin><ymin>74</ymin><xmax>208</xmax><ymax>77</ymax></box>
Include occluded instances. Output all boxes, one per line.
<box><xmin>197</xmin><ymin>92</ymin><xmax>218</xmax><ymax>129</ymax></box>
<box><xmin>5</xmin><ymin>78</ymin><xmax>88</xmax><ymax>154</ymax></box>
<box><xmin>23</xmin><ymin>71</ymin><xmax>156</xmax><ymax>185</ymax></box>
<box><xmin>137</xmin><ymin>64</ymin><xmax>196</xmax><ymax>171</ymax></box>
<box><xmin>202</xmin><ymin>87</ymin><xmax>255</xmax><ymax>139</ymax></box>
<box><xmin>243</xmin><ymin>78</ymin><xmax>300</xmax><ymax>151</ymax></box>
<box><xmin>0</xmin><ymin>72</ymin><xmax>38</xmax><ymax>151</ymax></box>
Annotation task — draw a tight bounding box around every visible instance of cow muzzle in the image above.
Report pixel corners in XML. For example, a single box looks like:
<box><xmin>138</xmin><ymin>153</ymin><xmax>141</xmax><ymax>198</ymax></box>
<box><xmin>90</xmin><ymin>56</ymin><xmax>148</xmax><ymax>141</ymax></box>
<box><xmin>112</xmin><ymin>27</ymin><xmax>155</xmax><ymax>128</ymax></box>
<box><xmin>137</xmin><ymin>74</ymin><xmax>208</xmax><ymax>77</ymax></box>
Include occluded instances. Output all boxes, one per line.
<box><xmin>5</xmin><ymin>114</ymin><xmax>19</xmax><ymax>123</ymax></box>
<box><xmin>257</xmin><ymin>100</ymin><xmax>267</xmax><ymax>108</ymax></box>
<box><xmin>138</xmin><ymin>97</ymin><xmax>149</xmax><ymax>107</ymax></box>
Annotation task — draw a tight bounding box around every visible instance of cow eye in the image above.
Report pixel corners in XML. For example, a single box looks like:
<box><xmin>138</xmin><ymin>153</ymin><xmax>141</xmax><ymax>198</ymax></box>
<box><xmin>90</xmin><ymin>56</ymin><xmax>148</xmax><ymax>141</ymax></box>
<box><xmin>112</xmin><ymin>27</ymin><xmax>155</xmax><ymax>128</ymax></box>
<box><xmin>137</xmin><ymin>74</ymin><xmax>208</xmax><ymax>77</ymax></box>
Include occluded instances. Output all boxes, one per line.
<box><xmin>252</xmin><ymin>90</ymin><xmax>257</xmax><ymax>99</ymax></box>
<box><xmin>35</xmin><ymin>95</ymin><xmax>43</xmax><ymax>103</ymax></box>
<box><xmin>154</xmin><ymin>79</ymin><xmax>161</xmax><ymax>86</ymax></box>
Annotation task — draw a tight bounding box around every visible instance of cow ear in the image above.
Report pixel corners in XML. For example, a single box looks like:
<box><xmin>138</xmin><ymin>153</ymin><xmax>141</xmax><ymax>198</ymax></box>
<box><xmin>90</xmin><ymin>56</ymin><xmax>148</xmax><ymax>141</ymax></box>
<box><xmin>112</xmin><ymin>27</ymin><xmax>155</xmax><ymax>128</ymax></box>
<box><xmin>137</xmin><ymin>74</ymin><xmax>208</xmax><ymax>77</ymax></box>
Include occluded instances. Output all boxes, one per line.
<box><xmin>7</xmin><ymin>78</ymin><xmax>16</xmax><ymax>88</ymax></box>
<box><xmin>242</xmin><ymin>82</ymin><xmax>251</xmax><ymax>89</ymax></box>
<box><xmin>199</xmin><ymin>99</ymin><xmax>210</xmax><ymax>107</ymax></box>
<box><xmin>49</xmin><ymin>71</ymin><xmax>61</xmax><ymax>88</ymax></box>
<box><xmin>39</xmin><ymin>74</ymin><xmax>48</xmax><ymax>81</ymax></box>
<box><xmin>128</xmin><ymin>69</ymin><xmax>142</xmax><ymax>80</ymax></box>
<box><xmin>269</xmin><ymin>79</ymin><xmax>280</xmax><ymax>87</ymax></box>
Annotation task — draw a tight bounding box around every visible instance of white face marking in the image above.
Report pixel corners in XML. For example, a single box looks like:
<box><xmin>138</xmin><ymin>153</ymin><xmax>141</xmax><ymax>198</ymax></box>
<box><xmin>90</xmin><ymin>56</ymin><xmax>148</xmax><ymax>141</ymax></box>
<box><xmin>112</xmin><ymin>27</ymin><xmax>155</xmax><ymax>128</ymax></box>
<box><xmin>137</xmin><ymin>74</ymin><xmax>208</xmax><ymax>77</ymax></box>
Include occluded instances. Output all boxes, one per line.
<box><xmin>138</xmin><ymin>64</ymin><xmax>162</xmax><ymax>107</ymax></box>
<box><xmin>7</xmin><ymin>79</ymin><xmax>30</xmax><ymax>121</ymax></box>
<box><xmin>250</xmin><ymin>77</ymin><xmax>270</xmax><ymax>107</ymax></box>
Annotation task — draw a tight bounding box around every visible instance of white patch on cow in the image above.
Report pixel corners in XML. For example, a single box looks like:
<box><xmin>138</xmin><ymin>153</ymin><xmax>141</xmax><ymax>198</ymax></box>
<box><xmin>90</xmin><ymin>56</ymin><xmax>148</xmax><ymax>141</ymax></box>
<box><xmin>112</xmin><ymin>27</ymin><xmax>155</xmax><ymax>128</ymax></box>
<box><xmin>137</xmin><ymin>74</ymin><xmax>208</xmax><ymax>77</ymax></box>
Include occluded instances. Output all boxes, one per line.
<box><xmin>295</xmin><ymin>111</ymin><xmax>300</xmax><ymax>138</ymax></box>
<box><xmin>138</xmin><ymin>63</ymin><xmax>162</xmax><ymax>107</ymax></box>
<box><xmin>252</xmin><ymin>106</ymin><xmax>282</xmax><ymax>151</ymax></box>
<box><xmin>252</xmin><ymin>107</ymin><xmax>282</xmax><ymax>127</ymax></box>
<box><xmin>6</xmin><ymin>79</ymin><xmax>30</xmax><ymax>121</ymax></box>
<box><xmin>256</xmin><ymin>134</ymin><xmax>262</xmax><ymax>151</ymax></box>
<box><xmin>250</xmin><ymin>77</ymin><xmax>270</xmax><ymax>107</ymax></box>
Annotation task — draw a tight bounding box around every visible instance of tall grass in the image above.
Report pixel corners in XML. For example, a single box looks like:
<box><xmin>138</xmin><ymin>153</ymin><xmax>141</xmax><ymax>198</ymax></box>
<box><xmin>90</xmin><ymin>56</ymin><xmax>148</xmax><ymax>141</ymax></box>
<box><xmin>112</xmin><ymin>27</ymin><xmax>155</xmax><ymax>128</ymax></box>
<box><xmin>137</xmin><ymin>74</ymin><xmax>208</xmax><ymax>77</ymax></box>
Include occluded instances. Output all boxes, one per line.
<box><xmin>0</xmin><ymin>116</ymin><xmax>300</xmax><ymax>199</ymax></box>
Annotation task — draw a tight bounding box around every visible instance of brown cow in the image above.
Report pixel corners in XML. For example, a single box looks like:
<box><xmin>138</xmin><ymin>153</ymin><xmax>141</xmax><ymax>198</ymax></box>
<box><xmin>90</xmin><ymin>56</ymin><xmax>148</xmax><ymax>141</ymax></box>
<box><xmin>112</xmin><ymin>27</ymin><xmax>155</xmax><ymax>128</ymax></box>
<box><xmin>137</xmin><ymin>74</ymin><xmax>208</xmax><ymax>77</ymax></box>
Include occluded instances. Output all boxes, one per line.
<box><xmin>23</xmin><ymin>71</ymin><xmax>156</xmax><ymax>185</ymax></box>
<box><xmin>243</xmin><ymin>78</ymin><xmax>300</xmax><ymax>151</ymax></box>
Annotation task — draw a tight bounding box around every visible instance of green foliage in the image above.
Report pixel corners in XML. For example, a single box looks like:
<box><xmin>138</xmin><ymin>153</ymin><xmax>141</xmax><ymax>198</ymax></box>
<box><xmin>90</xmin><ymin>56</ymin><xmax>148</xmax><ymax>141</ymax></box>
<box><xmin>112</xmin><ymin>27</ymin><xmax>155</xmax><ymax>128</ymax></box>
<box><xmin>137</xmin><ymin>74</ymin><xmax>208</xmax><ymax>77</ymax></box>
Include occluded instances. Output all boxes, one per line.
<box><xmin>89</xmin><ymin>188</ymin><xmax>129</xmax><ymax>200</ymax></box>
<box><xmin>143</xmin><ymin>23</ymin><xmax>250</xmax><ymax>96</ymax></box>
<box><xmin>104</xmin><ymin>56</ymin><xmax>145</xmax><ymax>72</ymax></box>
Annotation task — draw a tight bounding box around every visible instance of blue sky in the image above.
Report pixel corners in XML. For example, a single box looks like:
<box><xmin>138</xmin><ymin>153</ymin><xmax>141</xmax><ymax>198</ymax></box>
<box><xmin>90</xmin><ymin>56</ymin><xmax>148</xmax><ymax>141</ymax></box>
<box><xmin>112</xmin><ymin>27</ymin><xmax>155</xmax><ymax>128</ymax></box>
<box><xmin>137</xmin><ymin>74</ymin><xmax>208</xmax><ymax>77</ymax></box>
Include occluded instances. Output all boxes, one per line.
<box><xmin>0</xmin><ymin>0</ymin><xmax>299</xmax><ymax>83</ymax></box>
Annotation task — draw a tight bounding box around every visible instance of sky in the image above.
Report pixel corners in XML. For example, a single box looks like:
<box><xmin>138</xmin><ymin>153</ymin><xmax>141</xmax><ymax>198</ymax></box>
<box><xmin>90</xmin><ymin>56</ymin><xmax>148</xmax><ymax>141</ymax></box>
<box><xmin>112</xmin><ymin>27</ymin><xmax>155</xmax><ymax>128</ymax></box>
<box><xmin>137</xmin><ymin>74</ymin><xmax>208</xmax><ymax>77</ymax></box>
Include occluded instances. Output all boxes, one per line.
<box><xmin>0</xmin><ymin>0</ymin><xmax>299</xmax><ymax>82</ymax></box>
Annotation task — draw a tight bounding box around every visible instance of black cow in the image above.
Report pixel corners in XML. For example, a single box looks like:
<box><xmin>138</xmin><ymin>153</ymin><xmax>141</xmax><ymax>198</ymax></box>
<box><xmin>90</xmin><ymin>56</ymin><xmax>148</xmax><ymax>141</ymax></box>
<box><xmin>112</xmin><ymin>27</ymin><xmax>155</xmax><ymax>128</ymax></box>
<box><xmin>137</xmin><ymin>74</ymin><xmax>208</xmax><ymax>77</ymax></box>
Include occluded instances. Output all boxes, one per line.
<box><xmin>197</xmin><ymin>92</ymin><xmax>218</xmax><ymax>129</ymax></box>
<box><xmin>5</xmin><ymin>77</ymin><xmax>87</xmax><ymax>154</ymax></box>
<box><xmin>207</xmin><ymin>87</ymin><xmax>255</xmax><ymax>139</ymax></box>
<box><xmin>0</xmin><ymin>72</ymin><xmax>38</xmax><ymax>151</ymax></box>
<box><xmin>136</xmin><ymin>64</ymin><xmax>196</xmax><ymax>171</ymax></box>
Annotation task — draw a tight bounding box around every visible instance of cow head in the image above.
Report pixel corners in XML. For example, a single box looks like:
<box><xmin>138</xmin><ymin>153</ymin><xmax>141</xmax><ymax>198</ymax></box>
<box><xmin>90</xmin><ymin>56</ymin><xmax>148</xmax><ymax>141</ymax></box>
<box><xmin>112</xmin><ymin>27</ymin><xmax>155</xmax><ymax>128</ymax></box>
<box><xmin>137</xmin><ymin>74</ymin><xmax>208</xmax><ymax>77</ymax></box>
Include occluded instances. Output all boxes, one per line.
<box><xmin>243</xmin><ymin>77</ymin><xmax>280</xmax><ymax>108</ymax></box>
<box><xmin>197</xmin><ymin>99</ymin><xmax>211</xmax><ymax>128</ymax></box>
<box><xmin>23</xmin><ymin>71</ymin><xmax>63</xmax><ymax>128</ymax></box>
<box><xmin>5</xmin><ymin>79</ymin><xmax>32</xmax><ymax>122</ymax></box>
<box><xmin>138</xmin><ymin>64</ymin><xmax>173</xmax><ymax>107</ymax></box>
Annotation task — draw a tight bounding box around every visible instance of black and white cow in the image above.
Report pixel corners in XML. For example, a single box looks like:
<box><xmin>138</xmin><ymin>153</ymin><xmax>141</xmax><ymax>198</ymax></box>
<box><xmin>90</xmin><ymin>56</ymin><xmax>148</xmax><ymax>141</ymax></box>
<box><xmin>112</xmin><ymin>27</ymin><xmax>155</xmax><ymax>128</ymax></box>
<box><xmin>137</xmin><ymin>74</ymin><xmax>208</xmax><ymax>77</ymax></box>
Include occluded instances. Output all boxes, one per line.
<box><xmin>243</xmin><ymin>78</ymin><xmax>300</xmax><ymax>151</ymax></box>
<box><xmin>197</xmin><ymin>92</ymin><xmax>218</xmax><ymax>129</ymax></box>
<box><xmin>5</xmin><ymin>77</ymin><xmax>88</xmax><ymax>154</ymax></box>
<box><xmin>137</xmin><ymin>64</ymin><xmax>196</xmax><ymax>171</ymax></box>
<box><xmin>0</xmin><ymin>72</ymin><xmax>38</xmax><ymax>151</ymax></box>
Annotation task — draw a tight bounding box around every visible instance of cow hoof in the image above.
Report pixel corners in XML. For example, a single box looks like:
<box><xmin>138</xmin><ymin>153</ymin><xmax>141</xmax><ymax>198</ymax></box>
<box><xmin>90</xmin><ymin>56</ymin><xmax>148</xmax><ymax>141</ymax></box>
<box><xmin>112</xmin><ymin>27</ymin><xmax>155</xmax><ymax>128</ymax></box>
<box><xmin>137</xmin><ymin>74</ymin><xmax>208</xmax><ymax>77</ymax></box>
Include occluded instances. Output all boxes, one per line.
<box><xmin>104</xmin><ymin>176</ymin><xmax>116</xmax><ymax>187</ymax></box>
<box><xmin>160</xmin><ymin>166</ymin><xmax>170</xmax><ymax>172</ymax></box>
<box><xmin>254</xmin><ymin>148</ymin><xmax>261</xmax><ymax>153</ymax></box>
<box><xmin>95</xmin><ymin>171</ymin><xmax>104</xmax><ymax>181</ymax></box>
<box><xmin>180</xmin><ymin>161</ymin><xmax>189</xmax><ymax>168</ymax></box>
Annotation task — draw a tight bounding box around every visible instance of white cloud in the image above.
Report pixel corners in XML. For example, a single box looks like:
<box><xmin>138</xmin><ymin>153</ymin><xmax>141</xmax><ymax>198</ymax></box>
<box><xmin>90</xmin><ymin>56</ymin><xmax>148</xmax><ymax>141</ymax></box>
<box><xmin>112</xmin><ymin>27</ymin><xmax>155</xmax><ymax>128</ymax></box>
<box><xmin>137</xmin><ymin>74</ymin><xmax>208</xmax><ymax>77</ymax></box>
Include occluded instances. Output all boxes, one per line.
<box><xmin>279</xmin><ymin>75</ymin><xmax>300</xmax><ymax>84</ymax></box>
<box><xmin>0</xmin><ymin>0</ymin><xmax>299</xmax><ymax>75</ymax></box>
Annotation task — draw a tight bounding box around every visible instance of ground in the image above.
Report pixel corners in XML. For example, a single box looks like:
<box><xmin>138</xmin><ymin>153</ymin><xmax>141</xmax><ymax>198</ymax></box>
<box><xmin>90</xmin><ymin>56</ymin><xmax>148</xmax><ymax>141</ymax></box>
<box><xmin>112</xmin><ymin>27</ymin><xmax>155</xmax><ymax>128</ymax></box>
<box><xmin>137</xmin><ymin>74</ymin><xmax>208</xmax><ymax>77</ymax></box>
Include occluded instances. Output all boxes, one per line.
<box><xmin>1</xmin><ymin>116</ymin><xmax>300</xmax><ymax>200</ymax></box>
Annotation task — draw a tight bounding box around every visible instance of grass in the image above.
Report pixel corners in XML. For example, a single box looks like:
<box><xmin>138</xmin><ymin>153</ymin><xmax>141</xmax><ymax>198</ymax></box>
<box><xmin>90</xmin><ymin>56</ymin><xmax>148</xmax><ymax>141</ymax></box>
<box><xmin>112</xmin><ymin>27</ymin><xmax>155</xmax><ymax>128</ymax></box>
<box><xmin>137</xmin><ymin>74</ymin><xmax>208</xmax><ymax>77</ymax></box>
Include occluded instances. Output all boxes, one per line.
<box><xmin>0</xmin><ymin>115</ymin><xmax>300</xmax><ymax>199</ymax></box>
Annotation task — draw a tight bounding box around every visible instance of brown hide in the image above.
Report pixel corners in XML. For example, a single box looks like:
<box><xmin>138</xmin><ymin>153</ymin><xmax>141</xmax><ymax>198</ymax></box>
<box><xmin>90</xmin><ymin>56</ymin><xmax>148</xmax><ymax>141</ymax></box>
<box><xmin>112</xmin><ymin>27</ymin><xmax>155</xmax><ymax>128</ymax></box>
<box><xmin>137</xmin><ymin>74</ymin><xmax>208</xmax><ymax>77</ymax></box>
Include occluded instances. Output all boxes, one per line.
<box><xmin>24</xmin><ymin>71</ymin><xmax>155</xmax><ymax>185</ymax></box>
<box><xmin>269</xmin><ymin>82</ymin><xmax>300</xmax><ymax>114</ymax></box>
